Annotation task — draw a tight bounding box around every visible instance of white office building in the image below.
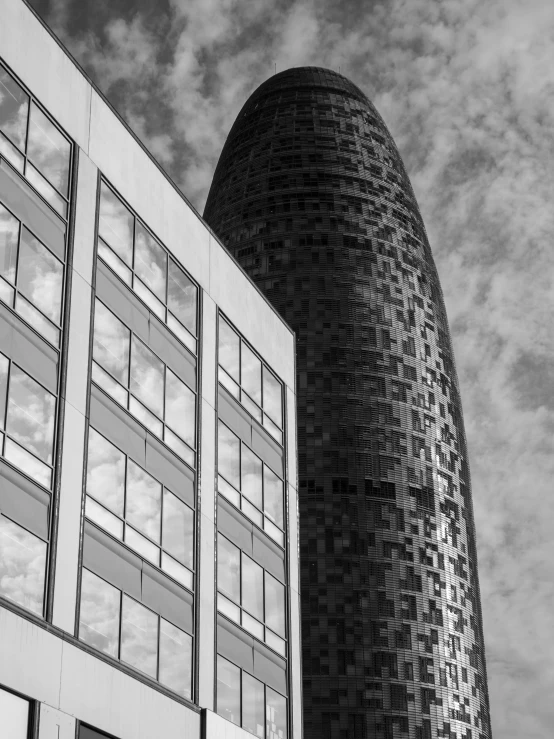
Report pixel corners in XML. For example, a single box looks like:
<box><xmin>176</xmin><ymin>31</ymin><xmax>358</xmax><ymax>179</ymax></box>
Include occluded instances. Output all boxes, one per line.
<box><xmin>0</xmin><ymin>1</ymin><xmax>301</xmax><ymax>737</ymax></box>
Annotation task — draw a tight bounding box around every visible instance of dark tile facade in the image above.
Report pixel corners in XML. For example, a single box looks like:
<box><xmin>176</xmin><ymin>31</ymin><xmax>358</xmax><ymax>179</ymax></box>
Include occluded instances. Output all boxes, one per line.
<box><xmin>204</xmin><ymin>67</ymin><xmax>491</xmax><ymax>739</ymax></box>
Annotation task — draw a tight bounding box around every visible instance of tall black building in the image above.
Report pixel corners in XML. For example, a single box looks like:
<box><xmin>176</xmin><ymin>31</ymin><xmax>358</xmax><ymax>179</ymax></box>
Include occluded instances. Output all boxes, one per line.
<box><xmin>204</xmin><ymin>67</ymin><xmax>491</xmax><ymax>739</ymax></box>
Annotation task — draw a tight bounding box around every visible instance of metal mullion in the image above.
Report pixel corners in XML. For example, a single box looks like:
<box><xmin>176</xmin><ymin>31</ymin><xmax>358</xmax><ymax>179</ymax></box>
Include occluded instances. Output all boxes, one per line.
<box><xmin>23</xmin><ymin>92</ymin><xmax>31</xmax><ymax>167</ymax></box>
<box><xmin>117</xmin><ymin>589</ymin><xmax>124</xmax><ymax>661</ymax></box>
<box><xmin>156</xmin><ymin>612</ymin><xmax>161</xmax><ymax>682</ymax></box>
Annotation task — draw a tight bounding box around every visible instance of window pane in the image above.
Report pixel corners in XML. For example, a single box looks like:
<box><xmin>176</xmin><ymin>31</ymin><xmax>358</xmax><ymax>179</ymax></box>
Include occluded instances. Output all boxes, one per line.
<box><xmin>85</xmin><ymin>496</ymin><xmax>123</xmax><ymax>539</ymax></box>
<box><xmin>125</xmin><ymin>526</ymin><xmax>159</xmax><ymax>565</ymax></box>
<box><xmin>0</xmin><ymin>131</ymin><xmax>24</xmax><ymax>172</ymax></box>
<box><xmin>91</xmin><ymin>362</ymin><xmax>128</xmax><ymax>406</ymax></box>
<box><xmin>168</xmin><ymin>259</ymin><xmax>196</xmax><ymax>335</ymax></box>
<box><xmin>162</xmin><ymin>490</ymin><xmax>193</xmax><ymax>568</ymax></box>
<box><xmin>135</xmin><ymin>223</ymin><xmax>166</xmax><ymax>301</ymax></box>
<box><xmin>130</xmin><ymin>337</ymin><xmax>164</xmax><ymax>416</ymax></box>
<box><xmin>6</xmin><ymin>365</ymin><xmax>55</xmax><ymax>464</ymax></box>
<box><xmin>241</xmin><ymin>446</ymin><xmax>262</xmax><ymax>510</ymax></box>
<box><xmin>25</xmin><ymin>163</ymin><xmax>67</xmax><ymax>217</ymax></box>
<box><xmin>161</xmin><ymin>552</ymin><xmax>193</xmax><ymax>590</ymax></box>
<box><xmin>126</xmin><ymin>460</ymin><xmax>162</xmax><ymax>543</ymax></box>
<box><xmin>263</xmin><ymin>367</ymin><xmax>282</xmax><ymax>427</ymax></box>
<box><xmin>264</xmin><ymin>467</ymin><xmax>284</xmax><ymax>528</ymax></box>
<box><xmin>4</xmin><ymin>438</ymin><xmax>51</xmax><ymax>487</ymax></box>
<box><xmin>219</xmin><ymin>318</ymin><xmax>239</xmax><ymax>381</ymax></box>
<box><xmin>15</xmin><ymin>294</ymin><xmax>59</xmax><ymax>347</ymax></box>
<box><xmin>129</xmin><ymin>396</ymin><xmax>163</xmax><ymax>436</ymax></box>
<box><xmin>217</xmin><ymin>655</ymin><xmax>240</xmax><ymax>726</ymax></box>
<box><xmin>159</xmin><ymin>619</ymin><xmax>192</xmax><ymax>699</ymax></box>
<box><xmin>98</xmin><ymin>183</ymin><xmax>133</xmax><ymax>265</ymax></box>
<box><xmin>265</xmin><ymin>573</ymin><xmax>285</xmax><ymax>637</ymax></box>
<box><xmin>17</xmin><ymin>227</ymin><xmax>63</xmax><ymax>323</ymax></box>
<box><xmin>121</xmin><ymin>595</ymin><xmax>158</xmax><ymax>678</ymax></box>
<box><xmin>242</xmin><ymin>555</ymin><xmax>264</xmax><ymax>621</ymax></box>
<box><xmin>0</xmin><ymin>203</ymin><xmax>19</xmax><ymax>283</ymax></box>
<box><xmin>86</xmin><ymin>427</ymin><xmax>125</xmax><ymax>516</ymax></box>
<box><xmin>242</xmin><ymin>671</ymin><xmax>265</xmax><ymax>738</ymax></box>
<box><xmin>218</xmin><ymin>421</ymin><xmax>240</xmax><ymax>488</ymax></box>
<box><xmin>93</xmin><ymin>301</ymin><xmax>130</xmax><ymax>385</ymax></box>
<box><xmin>134</xmin><ymin>277</ymin><xmax>165</xmax><ymax>319</ymax></box>
<box><xmin>0</xmin><ymin>352</ymin><xmax>8</xmax><ymax>428</ymax></box>
<box><xmin>97</xmin><ymin>238</ymin><xmax>132</xmax><ymax>285</ymax></box>
<box><xmin>0</xmin><ymin>515</ymin><xmax>46</xmax><ymax>615</ymax></box>
<box><xmin>0</xmin><ymin>66</ymin><xmax>29</xmax><ymax>150</ymax></box>
<box><xmin>266</xmin><ymin>687</ymin><xmax>287</xmax><ymax>739</ymax></box>
<box><xmin>27</xmin><ymin>102</ymin><xmax>70</xmax><ymax>196</ymax></box>
<box><xmin>217</xmin><ymin>534</ymin><xmax>240</xmax><ymax>603</ymax></box>
<box><xmin>165</xmin><ymin>369</ymin><xmax>195</xmax><ymax>447</ymax></box>
<box><xmin>79</xmin><ymin>568</ymin><xmax>120</xmax><ymax>658</ymax></box>
<box><xmin>241</xmin><ymin>344</ymin><xmax>262</xmax><ymax>404</ymax></box>
<box><xmin>0</xmin><ymin>686</ymin><xmax>29</xmax><ymax>739</ymax></box>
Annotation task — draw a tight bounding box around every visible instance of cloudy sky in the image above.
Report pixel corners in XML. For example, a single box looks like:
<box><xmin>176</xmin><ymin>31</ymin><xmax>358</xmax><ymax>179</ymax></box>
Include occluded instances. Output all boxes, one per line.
<box><xmin>29</xmin><ymin>0</ymin><xmax>554</xmax><ymax>735</ymax></box>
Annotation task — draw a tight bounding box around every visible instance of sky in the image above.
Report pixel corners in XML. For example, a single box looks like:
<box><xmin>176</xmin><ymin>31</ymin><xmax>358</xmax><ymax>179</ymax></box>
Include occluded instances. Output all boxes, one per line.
<box><xmin>28</xmin><ymin>0</ymin><xmax>554</xmax><ymax>736</ymax></box>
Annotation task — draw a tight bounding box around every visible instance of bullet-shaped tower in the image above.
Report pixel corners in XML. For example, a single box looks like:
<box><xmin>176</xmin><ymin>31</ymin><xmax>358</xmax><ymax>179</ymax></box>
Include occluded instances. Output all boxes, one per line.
<box><xmin>204</xmin><ymin>67</ymin><xmax>491</xmax><ymax>739</ymax></box>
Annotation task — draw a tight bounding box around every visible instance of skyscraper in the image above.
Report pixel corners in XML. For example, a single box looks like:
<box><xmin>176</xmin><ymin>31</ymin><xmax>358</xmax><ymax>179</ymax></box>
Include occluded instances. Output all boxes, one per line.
<box><xmin>204</xmin><ymin>67</ymin><xmax>492</xmax><ymax>739</ymax></box>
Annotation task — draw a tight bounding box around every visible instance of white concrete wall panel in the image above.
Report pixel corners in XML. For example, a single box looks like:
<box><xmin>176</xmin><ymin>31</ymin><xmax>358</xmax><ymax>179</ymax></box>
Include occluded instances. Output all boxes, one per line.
<box><xmin>39</xmin><ymin>704</ymin><xmax>76</xmax><ymax>739</ymax></box>
<box><xmin>0</xmin><ymin>0</ymin><xmax>91</xmax><ymax>152</ymax></box>
<box><xmin>286</xmin><ymin>386</ymin><xmax>298</xmax><ymax>491</ymax></box>
<box><xmin>209</xmin><ymin>235</ymin><xmax>295</xmax><ymax>390</ymax></box>
<box><xmin>72</xmin><ymin>152</ymin><xmax>98</xmax><ymax>286</ymax></box>
<box><xmin>59</xmin><ymin>640</ymin><xmax>201</xmax><ymax>739</ymax></box>
<box><xmin>204</xmin><ymin>709</ymin><xmax>265</xmax><ymax>739</ymax></box>
<box><xmin>201</xmin><ymin>293</ymin><xmax>217</xmax><ymax>408</ymax></box>
<box><xmin>0</xmin><ymin>607</ymin><xmax>63</xmax><ymax>708</ymax></box>
<box><xmin>62</xmin><ymin>271</ymin><xmax>92</xmax><ymax>416</ymax></box>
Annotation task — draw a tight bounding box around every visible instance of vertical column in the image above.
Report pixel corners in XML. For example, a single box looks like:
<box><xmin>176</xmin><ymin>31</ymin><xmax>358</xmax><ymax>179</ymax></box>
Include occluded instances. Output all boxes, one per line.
<box><xmin>286</xmin><ymin>383</ymin><xmax>302</xmax><ymax>739</ymax></box>
<box><xmin>51</xmin><ymin>152</ymin><xmax>97</xmax><ymax>633</ymax></box>
<box><xmin>197</xmin><ymin>291</ymin><xmax>217</xmax><ymax>710</ymax></box>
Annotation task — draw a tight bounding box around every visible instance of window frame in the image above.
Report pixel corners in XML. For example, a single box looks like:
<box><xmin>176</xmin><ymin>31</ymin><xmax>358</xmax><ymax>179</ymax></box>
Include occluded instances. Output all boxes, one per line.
<box><xmin>217</xmin><ymin>532</ymin><xmax>287</xmax><ymax>656</ymax></box>
<box><xmin>0</xmin><ymin>200</ymin><xmax>66</xmax><ymax>349</ymax></box>
<box><xmin>0</xmin><ymin>60</ymin><xmax>73</xmax><ymax>219</ymax></box>
<box><xmin>84</xmin><ymin>426</ymin><xmax>195</xmax><ymax>592</ymax></box>
<box><xmin>218</xmin><ymin>313</ymin><xmax>284</xmax><ymax>444</ymax></box>
<box><xmin>78</xmin><ymin>567</ymin><xmax>193</xmax><ymax>700</ymax></box>
<box><xmin>217</xmin><ymin>419</ymin><xmax>285</xmax><ymax>546</ymax></box>
<box><xmin>216</xmin><ymin>654</ymin><xmax>288</xmax><ymax>739</ymax></box>
<box><xmin>96</xmin><ymin>178</ymin><xmax>199</xmax><ymax>354</ymax></box>
<box><xmin>91</xmin><ymin>297</ymin><xmax>197</xmax><ymax>469</ymax></box>
<box><xmin>0</xmin><ymin>350</ymin><xmax>59</xmax><ymax>490</ymax></box>
<box><xmin>0</xmin><ymin>683</ymin><xmax>34</xmax><ymax>739</ymax></box>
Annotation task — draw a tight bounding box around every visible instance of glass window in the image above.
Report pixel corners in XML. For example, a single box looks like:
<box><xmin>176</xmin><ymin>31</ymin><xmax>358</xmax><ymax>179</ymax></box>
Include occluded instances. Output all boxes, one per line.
<box><xmin>217</xmin><ymin>534</ymin><xmax>286</xmax><ymax>654</ymax></box>
<box><xmin>85</xmin><ymin>428</ymin><xmax>194</xmax><ymax>590</ymax></box>
<box><xmin>92</xmin><ymin>299</ymin><xmax>196</xmax><ymax>467</ymax></box>
<box><xmin>97</xmin><ymin>182</ymin><xmax>197</xmax><ymax>350</ymax></box>
<box><xmin>217</xmin><ymin>421</ymin><xmax>284</xmax><ymax>546</ymax></box>
<box><xmin>0</xmin><ymin>515</ymin><xmax>47</xmax><ymax>616</ymax></box>
<box><xmin>0</xmin><ymin>64</ymin><xmax>71</xmax><ymax>217</ymax></box>
<box><xmin>79</xmin><ymin>569</ymin><xmax>120</xmax><ymax>658</ymax></box>
<box><xmin>217</xmin><ymin>655</ymin><xmax>240</xmax><ymax>726</ymax></box>
<box><xmin>79</xmin><ymin>570</ymin><xmax>192</xmax><ymax>698</ymax></box>
<box><xmin>159</xmin><ymin>618</ymin><xmax>192</xmax><ymax>699</ymax></box>
<box><xmin>216</xmin><ymin>657</ymin><xmax>288</xmax><ymax>739</ymax></box>
<box><xmin>0</xmin><ymin>361</ymin><xmax>56</xmax><ymax>488</ymax></box>
<box><xmin>0</xmin><ymin>687</ymin><xmax>30</xmax><ymax>739</ymax></box>
<box><xmin>266</xmin><ymin>687</ymin><xmax>288</xmax><ymax>739</ymax></box>
<box><xmin>121</xmin><ymin>595</ymin><xmax>158</xmax><ymax>678</ymax></box>
<box><xmin>218</xmin><ymin>316</ymin><xmax>284</xmax><ymax>443</ymax></box>
<box><xmin>0</xmin><ymin>205</ymin><xmax>64</xmax><ymax>347</ymax></box>
<box><xmin>242</xmin><ymin>672</ymin><xmax>265</xmax><ymax>738</ymax></box>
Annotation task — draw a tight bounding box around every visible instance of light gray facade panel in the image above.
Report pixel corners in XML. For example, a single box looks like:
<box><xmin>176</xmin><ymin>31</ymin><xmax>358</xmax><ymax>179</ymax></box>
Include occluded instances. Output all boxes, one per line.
<box><xmin>141</xmin><ymin>562</ymin><xmax>193</xmax><ymax>634</ymax></box>
<box><xmin>217</xmin><ymin>616</ymin><xmax>254</xmax><ymax>675</ymax></box>
<box><xmin>89</xmin><ymin>385</ymin><xmax>147</xmax><ymax>468</ymax></box>
<box><xmin>145</xmin><ymin>434</ymin><xmax>195</xmax><ymax>507</ymax></box>
<box><xmin>252</xmin><ymin>528</ymin><xmax>285</xmax><ymax>584</ymax></box>
<box><xmin>82</xmin><ymin>522</ymin><xmax>142</xmax><ymax>600</ymax></box>
<box><xmin>0</xmin><ymin>302</ymin><xmax>58</xmax><ymax>393</ymax></box>
<box><xmin>95</xmin><ymin>259</ymin><xmax>149</xmax><ymax>340</ymax></box>
<box><xmin>0</xmin><ymin>459</ymin><xmax>50</xmax><ymax>539</ymax></box>
<box><xmin>253</xmin><ymin>641</ymin><xmax>287</xmax><ymax>695</ymax></box>
<box><xmin>0</xmin><ymin>157</ymin><xmax>66</xmax><ymax>259</ymax></box>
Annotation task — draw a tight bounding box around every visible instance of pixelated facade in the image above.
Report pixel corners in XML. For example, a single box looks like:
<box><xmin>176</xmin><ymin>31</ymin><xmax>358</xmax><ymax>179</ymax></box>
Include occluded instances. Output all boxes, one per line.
<box><xmin>204</xmin><ymin>67</ymin><xmax>492</xmax><ymax>739</ymax></box>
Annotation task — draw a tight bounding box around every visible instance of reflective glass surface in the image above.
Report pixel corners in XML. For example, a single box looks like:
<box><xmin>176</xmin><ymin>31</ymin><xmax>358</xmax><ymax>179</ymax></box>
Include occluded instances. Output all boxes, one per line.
<box><xmin>265</xmin><ymin>573</ymin><xmax>285</xmax><ymax>638</ymax></box>
<box><xmin>98</xmin><ymin>182</ymin><xmax>133</xmax><ymax>265</ymax></box>
<box><xmin>165</xmin><ymin>369</ymin><xmax>195</xmax><ymax>447</ymax></box>
<box><xmin>79</xmin><ymin>568</ymin><xmax>120</xmax><ymax>657</ymax></box>
<box><xmin>218</xmin><ymin>318</ymin><xmax>240</xmax><ymax>381</ymax></box>
<box><xmin>0</xmin><ymin>66</ymin><xmax>28</xmax><ymax>150</ymax></box>
<box><xmin>0</xmin><ymin>687</ymin><xmax>29</xmax><ymax>739</ymax></box>
<box><xmin>130</xmin><ymin>337</ymin><xmax>164</xmax><ymax>416</ymax></box>
<box><xmin>86</xmin><ymin>428</ymin><xmax>125</xmax><ymax>516</ymax></box>
<box><xmin>263</xmin><ymin>467</ymin><xmax>284</xmax><ymax>528</ymax></box>
<box><xmin>121</xmin><ymin>595</ymin><xmax>158</xmax><ymax>678</ymax></box>
<box><xmin>126</xmin><ymin>460</ymin><xmax>161</xmax><ymax>543</ymax></box>
<box><xmin>0</xmin><ymin>204</ymin><xmax>18</xmax><ymax>283</ymax></box>
<box><xmin>18</xmin><ymin>227</ymin><xmax>63</xmax><ymax>323</ymax></box>
<box><xmin>263</xmin><ymin>367</ymin><xmax>282</xmax><ymax>426</ymax></box>
<box><xmin>162</xmin><ymin>490</ymin><xmax>194</xmax><ymax>568</ymax></box>
<box><xmin>242</xmin><ymin>555</ymin><xmax>264</xmax><ymax>621</ymax></box>
<box><xmin>135</xmin><ymin>222</ymin><xmax>167</xmax><ymax>300</ymax></box>
<box><xmin>93</xmin><ymin>301</ymin><xmax>130</xmax><ymax>385</ymax></box>
<box><xmin>0</xmin><ymin>515</ymin><xmax>46</xmax><ymax>615</ymax></box>
<box><xmin>168</xmin><ymin>258</ymin><xmax>197</xmax><ymax>335</ymax></box>
<box><xmin>218</xmin><ymin>421</ymin><xmax>240</xmax><ymax>487</ymax></box>
<box><xmin>27</xmin><ymin>102</ymin><xmax>70</xmax><ymax>197</ymax></box>
<box><xmin>242</xmin><ymin>343</ymin><xmax>262</xmax><ymax>404</ymax></box>
<box><xmin>242</xmin><ymin>445</ymin><xmax>263</xmax><ymax>509</ymax></box>
<box><xmin>266</xmin><ymin>687</ymin><xmax>287</xmax><ymax>739</ymax></box>
<box><xmin>6</xmin><ymin>365</ymin><xmax>55</xmax><ymax>465</ymax></box>
<box><xmin>217</xmin><ymin>655</ymin><xmax>240</xmax><ymax>726</ymax></box>
<box><xmin>0</xmin><ymin>352</ymin><xmax>8</xmax><ymax>427</ymax></box>
<box><xmin>159</xmin><ymin>618</ymin><xmax>192</xmax><ymax>699</ymax></box>
<box><xmin>218</xmin><ymin>534</ymin><xmax>240</xmax><ymax>602</ymax></box>
<box><xmin>242</xmin><ymin>672</ymin><xmax>265</xmax><ymax>738</ymax></box>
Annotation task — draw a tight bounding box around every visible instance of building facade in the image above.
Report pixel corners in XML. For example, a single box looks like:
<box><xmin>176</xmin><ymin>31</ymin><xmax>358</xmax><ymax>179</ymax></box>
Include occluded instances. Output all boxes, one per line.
<box><xmin>0</xmin><ymin>1</ymin><xmax>302</xmax><ymax>738</ymax></box>
<box><xmin>204</xmin><ymin>68</ymin><xmax>492</xmax><ymax>739</ymax></box>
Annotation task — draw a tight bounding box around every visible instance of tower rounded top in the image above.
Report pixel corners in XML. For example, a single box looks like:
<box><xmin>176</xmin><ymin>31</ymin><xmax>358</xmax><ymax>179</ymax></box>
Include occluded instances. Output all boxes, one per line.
<box><xmin>249</xmin><ymin>66</ymin><xmax>370</xmax><ymax>104</ymax></box>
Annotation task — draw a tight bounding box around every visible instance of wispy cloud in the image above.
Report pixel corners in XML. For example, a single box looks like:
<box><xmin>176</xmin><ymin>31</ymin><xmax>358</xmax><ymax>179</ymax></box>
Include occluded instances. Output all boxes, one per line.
<box><xmin>29</xmin><ymin>0</ymin><xmax>554</xmax><ymax>734</ymax></box>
